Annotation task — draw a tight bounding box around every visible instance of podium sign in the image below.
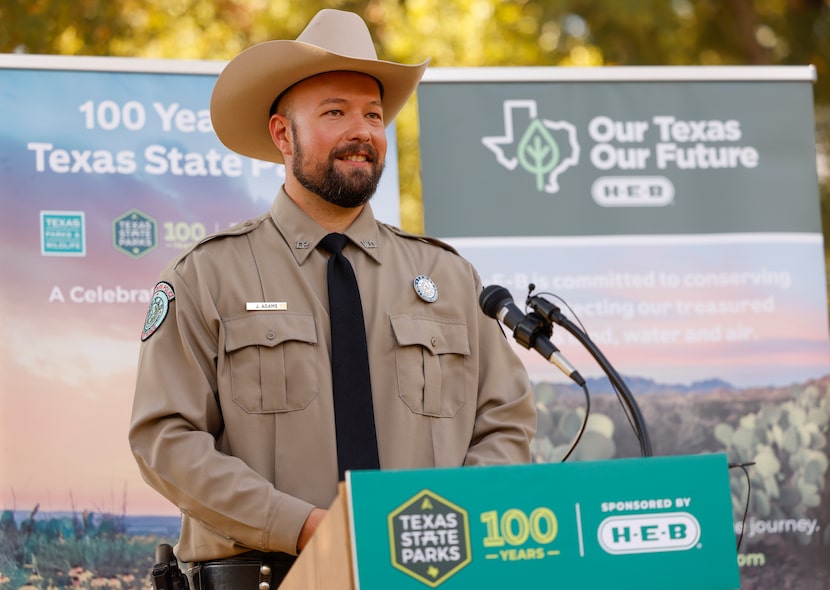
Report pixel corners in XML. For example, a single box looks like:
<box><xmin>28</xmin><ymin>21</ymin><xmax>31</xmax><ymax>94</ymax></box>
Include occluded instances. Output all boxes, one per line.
<box><xmin>346</xmin><ymin>454</ymin><xmax>739</xmax><ymax>589</ymax></box>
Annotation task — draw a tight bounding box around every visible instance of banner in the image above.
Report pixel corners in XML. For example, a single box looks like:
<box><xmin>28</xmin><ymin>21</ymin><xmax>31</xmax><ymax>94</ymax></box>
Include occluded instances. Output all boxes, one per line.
<box><xmin>348</xmin><ymin>455</ymin><xmax>739</xmax><ymax>589</ymax></box>
<box><xmin>417</xmin><ymin>66</ymin><xmax>830</xmax><ymax>589</ymax></box>
<box><xmin>0</xmin><ymin>54</ymin><xmax>403</xmax><ymax>588</ymax></box>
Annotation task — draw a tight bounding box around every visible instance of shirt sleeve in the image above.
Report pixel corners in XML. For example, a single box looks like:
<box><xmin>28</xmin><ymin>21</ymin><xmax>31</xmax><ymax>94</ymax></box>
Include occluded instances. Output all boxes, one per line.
<box><xmin>463</xmin><ymin>270</ymin><xmax>537</xmax><ymax>466</ymax></box>
<box><xmin>128</xmin><ymin>262</ymin><xmax>314</xmax><ymax>559</ymax></box>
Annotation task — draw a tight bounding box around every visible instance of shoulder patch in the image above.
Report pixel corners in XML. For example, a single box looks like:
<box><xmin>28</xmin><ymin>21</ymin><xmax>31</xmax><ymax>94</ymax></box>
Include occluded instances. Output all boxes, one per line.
<box><xmin>141</xmin><ymin>281</ymin><xmax>175</xmax><ymax>341</ymax></box>
<box><xmin>381</xmin><ymin>223</ymin><xmax>459</xmax><ymax>255</ymax></box>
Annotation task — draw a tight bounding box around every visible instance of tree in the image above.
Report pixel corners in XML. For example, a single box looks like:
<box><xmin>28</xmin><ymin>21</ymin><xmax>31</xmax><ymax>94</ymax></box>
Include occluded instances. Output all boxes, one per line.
<box><xmin>2</xmin><ymin>0</ymin><xmax>828</xmax><ymax>236</ymax></box>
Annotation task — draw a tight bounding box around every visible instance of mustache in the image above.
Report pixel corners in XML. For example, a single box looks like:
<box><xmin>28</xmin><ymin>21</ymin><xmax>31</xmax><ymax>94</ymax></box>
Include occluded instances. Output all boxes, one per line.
<box><xmin>331</xmin><ymin>142</ymin><xmax>378</xmax><ymax>162</ymax></box>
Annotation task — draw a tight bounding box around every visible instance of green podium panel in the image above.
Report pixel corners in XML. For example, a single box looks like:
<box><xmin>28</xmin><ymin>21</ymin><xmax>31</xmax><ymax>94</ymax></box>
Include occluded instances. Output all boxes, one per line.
<box><xmin>347</xmin><ymin>453</ymin><xmax>739</xmax><ymax>589</ymax></box>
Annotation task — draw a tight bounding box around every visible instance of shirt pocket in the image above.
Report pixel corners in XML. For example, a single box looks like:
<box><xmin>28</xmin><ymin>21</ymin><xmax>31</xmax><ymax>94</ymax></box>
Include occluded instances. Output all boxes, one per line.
<box><xmin>223</xmin><ymin>312</ymin><xmax>318</xmax><ymax>413</ymax></box>
<box><xmin>390</xmin><ymin>314</ymin><xmax>470</xmax><ymax>417</ymax></box>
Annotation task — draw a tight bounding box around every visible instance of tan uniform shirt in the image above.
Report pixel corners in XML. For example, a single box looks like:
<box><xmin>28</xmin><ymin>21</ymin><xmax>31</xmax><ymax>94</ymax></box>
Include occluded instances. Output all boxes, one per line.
<box><xmin>129</xmin><ymin>188</ymin><xmax>536</xmax><ymax>562</ymax></box>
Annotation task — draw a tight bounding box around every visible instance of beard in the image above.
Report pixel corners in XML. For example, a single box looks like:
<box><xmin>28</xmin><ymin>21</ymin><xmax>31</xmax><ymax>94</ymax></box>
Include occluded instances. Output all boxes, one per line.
<box><xmin>291</xmin><ymin>124</ymin><xmax>385</xmax><ymax>209</ymax></box>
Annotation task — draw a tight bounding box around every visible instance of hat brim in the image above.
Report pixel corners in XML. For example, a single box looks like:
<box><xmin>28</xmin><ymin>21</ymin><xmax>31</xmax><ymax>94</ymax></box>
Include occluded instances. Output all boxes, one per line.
<box><xmin>210</xmin><ymin>40</ymin><xmax>429</xmax><ymax>164</ymax></box>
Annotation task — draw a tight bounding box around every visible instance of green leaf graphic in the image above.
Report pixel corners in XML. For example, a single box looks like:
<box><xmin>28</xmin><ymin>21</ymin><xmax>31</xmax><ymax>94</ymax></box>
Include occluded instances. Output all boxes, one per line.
<box><xmin>517</xmin><ymin>119</ymin><xmax>561</xmax><ymax>192</ymax></box>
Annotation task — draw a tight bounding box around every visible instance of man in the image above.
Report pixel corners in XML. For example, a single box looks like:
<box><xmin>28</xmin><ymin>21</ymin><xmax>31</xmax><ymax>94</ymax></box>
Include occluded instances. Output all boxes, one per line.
<box><xmin>129</xmin><ymin>8</ymin><xmax>536</xmax><ymax>589</ymax></box>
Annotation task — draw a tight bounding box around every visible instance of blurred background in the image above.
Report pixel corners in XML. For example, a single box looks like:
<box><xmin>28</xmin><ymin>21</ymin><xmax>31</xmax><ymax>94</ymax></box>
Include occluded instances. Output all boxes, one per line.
<box><xmin>2</xmin><ymin>3</ymin><xmax>829</xmax><ymax>588</ymax></box>
<box><xmin>3</xmin><ymin>0</ymin><xmax>828</xmax><ymax>244</ymax></box>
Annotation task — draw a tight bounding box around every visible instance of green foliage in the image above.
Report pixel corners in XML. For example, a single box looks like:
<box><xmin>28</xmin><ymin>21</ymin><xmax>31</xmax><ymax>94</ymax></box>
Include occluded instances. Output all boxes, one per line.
<box><xmin>0</xmin><ymin>0</ymin><xmax>128</xmax><ymax>56</ymax></box>
<box><xmin>1</xmin><ymin>0</ymin><xmax>827</xmax><ymax>233</ymax></box>
<box><xmin>714</xmin><ymin>384</ymin><xmax>830</xmax><ymax>544</ymax></box>
<box><xmin>531</xmin><ymin>381</ymin><xmax>616</xmax><ymax>463</ymax></box>
<box><xmin>0</xmin><ymin>508</ymin><xmax>158</xmax><ymax>589</ymax></box>
<box><xmin>531</xmin><ymin>377</ymin><xmax>830</xmax><ymax>581</ymax></box>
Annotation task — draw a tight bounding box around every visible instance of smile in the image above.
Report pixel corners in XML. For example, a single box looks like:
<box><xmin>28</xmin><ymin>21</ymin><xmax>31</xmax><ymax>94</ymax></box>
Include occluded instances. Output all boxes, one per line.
<box><xmin>340</xmin><ymin>154</ymin><xmax>370</xmax><ymax>162</ymax></box>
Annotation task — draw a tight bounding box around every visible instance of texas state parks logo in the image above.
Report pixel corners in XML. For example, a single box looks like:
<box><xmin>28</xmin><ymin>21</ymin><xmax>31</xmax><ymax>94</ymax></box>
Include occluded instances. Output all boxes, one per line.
<box><xmin>482</xmin><ymin>99</ymin><xmax>580</xmax><ymax>194</ymax></box>
<box><xmin>388</xmin><ymin>490</ymin><xmax>472</xmax><ymax>587</ymax></box>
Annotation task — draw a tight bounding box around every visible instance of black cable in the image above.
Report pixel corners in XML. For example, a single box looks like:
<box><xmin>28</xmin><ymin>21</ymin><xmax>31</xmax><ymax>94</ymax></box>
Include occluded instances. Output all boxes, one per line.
<box><xmin>529</xmin><ymin>287</ymin><xmax>641</xmax><ymax>441</ymax></box>
<box><xmin>527</xmin><ymin>285</ymin><xmax>652</xmax><ymax>457</ymax></box>
<box><xmin>728</xmin><ymin>461</ymin><xmax>755</xmax><ymax>550</ymax></box>
<box><xmin>560</xmin><ymin>382</ymin><xmax>591</xmax><ymax>462</ymax></box>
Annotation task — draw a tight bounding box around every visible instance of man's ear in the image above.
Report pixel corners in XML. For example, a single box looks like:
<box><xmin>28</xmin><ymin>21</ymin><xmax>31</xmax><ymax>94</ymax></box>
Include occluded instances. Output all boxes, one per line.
<box><xmin>269</xmin><ymin>114</ymin><xmax>292</xmax><ymax>157</ymax></box>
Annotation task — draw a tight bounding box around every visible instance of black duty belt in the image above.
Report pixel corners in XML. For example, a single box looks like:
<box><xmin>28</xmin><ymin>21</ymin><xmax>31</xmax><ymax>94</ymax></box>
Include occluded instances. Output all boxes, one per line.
<box><xmin>188</xmin><ymin>551</ymin><xmax>296</xmax><ymax>590</ymax></box>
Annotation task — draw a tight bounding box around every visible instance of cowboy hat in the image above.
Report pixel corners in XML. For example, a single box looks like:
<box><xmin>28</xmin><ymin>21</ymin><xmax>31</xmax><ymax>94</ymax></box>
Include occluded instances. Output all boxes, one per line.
<box><xmin>210</xmin><ymin>9</ymin><xmax>430</xmax><ymax>164</ymax></box>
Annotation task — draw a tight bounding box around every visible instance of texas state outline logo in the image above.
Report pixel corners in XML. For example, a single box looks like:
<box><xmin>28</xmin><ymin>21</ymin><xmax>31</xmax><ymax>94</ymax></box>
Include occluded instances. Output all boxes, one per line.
<box><xmin>482</xmin><ymin>99</ymin><xmax>580</xmax><ymax>194</ymax></box>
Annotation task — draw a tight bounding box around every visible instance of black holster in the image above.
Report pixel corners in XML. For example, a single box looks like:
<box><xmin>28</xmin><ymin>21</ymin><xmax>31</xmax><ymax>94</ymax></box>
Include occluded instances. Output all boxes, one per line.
<box><xmin>152</xmin><ymin>543</ymin><xmax>189</xmax><ymax>590</ymax></box>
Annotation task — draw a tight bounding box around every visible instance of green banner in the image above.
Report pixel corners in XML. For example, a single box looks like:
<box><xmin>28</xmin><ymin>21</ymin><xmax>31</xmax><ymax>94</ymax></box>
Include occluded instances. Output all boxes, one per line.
<box><xmin>416</xmin><ymin>67</ymin><xmax>830</xmax><ymax>589</ymax></box>
<box><xmin>348</xmin><ymin>454</ymin><xmax>739</xmax><ymax>589</ymax></box>
<box><xmin>418</xmin><ymin>68</ymin><xmax>819</xmax><ymax>237</ymax></box>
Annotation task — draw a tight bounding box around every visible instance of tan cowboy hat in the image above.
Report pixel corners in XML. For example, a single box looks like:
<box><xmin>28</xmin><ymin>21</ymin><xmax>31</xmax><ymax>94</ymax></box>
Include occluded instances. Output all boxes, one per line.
<box><xmin>210</xmin><ymin>9</ymin><xmax>430</xmax><ymax>164</ymax></box>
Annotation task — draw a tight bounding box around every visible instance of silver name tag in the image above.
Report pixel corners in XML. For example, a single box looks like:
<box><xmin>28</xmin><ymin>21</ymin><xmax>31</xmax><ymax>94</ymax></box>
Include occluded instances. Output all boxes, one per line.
<box><xmin>246</xmin><ymin>302</ymin><xmax>288</xmax><ymax>311</ymax></box>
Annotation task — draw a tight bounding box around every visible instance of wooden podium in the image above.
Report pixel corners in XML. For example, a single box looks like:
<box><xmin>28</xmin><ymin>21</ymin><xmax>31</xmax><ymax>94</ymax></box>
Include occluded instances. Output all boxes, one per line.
<box><xmin>279</xmin><ymin>483</ymin><xmax>353</xmax><ymax>590</ymax></box>
<box><xmin>278</xmin><ymin>456</ymin><xmax>740</xmax><ymax>590</ymax></box>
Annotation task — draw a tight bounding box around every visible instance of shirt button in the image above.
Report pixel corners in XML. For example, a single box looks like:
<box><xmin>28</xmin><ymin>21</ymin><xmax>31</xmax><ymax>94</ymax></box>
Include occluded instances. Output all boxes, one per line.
<box><xmin>431</xmin><ymin>337</ymin><xmax>438</xmax><ymax>347</ymax></box>
<box><xmin>266</xmin><ymin>331</ymin><xmax>276</xmax><ymax>340</ymax></box>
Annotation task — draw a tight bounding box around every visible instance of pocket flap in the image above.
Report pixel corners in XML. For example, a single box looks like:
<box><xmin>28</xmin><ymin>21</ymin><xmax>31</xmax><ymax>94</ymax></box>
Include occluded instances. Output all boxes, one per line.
<box><xmin>224</xmin><ymin>312</ymin><xmax>317</xmax><ymax>352</ymax></box>
<box><xmin>390</xmin><ymin>315</ymin><xmax>470</xmax><ymax>356</ymax></box>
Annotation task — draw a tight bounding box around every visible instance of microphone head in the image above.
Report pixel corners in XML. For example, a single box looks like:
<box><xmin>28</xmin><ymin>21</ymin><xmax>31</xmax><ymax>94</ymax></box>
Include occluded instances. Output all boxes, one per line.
<box><xmin>479</xmin><ymin>285</ymin><xmax>513</xmax><ymax>319</ymax></box>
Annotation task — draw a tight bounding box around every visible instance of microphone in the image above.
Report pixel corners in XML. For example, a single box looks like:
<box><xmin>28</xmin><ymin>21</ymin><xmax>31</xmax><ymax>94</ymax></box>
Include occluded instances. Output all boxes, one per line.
<box><xmin>480</xmin><ymin>285</ymin><xmax>585</xmax><ymax>386</ymax></box>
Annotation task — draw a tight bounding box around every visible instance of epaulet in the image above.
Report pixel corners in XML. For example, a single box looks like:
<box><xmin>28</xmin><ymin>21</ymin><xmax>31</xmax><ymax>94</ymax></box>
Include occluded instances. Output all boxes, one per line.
<box><xmin>381</xmin><ymin>222</ymin><xmax>460</xmax><ymax>255</ymax></box>
<box><xmin>177</xmin><ymin>213</ymin><xmax>268</xmax><ymax>258</ymax></box>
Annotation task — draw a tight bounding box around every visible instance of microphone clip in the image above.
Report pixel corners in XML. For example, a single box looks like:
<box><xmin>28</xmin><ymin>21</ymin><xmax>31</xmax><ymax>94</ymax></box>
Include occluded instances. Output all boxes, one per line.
<box><xmin>503</xmin><ymin>283</ymin><xmax>551</xmax><ymax>352</ymax></box>
<box><xmin>512</xmin><ymin>310</ymin><xmax>552</xmax><ymax>352</ymax></box>
<box><xmin>525</xmin><ymin>283</ymin><xmax>567</xmax><ymax>326</ymax></box>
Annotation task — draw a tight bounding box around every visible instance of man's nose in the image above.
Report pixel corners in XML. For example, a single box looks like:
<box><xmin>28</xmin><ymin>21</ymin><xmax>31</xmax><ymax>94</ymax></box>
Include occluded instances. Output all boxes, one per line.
<box><xmin>347</xmin><ymin>114</ymin><xmax>373</xmax><ymax>142</ymax></box>
<box><xmin>349</xmin><ymin>127</ymin><xmax>371</xmax><ymax>143</ymax></box>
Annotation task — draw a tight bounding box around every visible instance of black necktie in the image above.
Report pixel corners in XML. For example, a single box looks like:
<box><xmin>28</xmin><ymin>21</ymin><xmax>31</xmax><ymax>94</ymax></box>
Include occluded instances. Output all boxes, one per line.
<box><xmin>318</xmin><ymin>233</ymin><xmax>380</xmax><ymax>480</ymax></box>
